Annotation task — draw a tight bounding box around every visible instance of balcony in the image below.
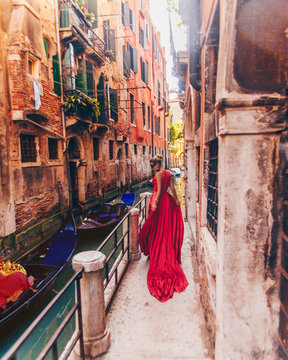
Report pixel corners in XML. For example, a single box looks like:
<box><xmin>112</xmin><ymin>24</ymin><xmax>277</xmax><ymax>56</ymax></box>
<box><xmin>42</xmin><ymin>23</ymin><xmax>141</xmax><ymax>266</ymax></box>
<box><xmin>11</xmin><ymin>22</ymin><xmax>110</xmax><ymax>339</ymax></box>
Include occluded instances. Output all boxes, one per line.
<box><xmin>63</xmin><ymin>90</ymin><xmax>109</xmax><ymax>136</ymax></box>
<box><xmin>59</xmin><ymin>0</ymin><xmax>106</xmax><ymax>64</ymax></box>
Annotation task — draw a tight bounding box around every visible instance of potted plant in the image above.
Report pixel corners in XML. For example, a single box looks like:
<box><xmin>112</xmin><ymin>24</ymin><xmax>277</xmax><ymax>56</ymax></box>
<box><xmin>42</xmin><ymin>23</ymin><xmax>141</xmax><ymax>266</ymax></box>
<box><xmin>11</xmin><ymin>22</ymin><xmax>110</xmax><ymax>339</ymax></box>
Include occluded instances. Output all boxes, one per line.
<box><xmin>105</xmin><ymin>49</ymin><xmax>114</xmax><ymax>58</ymax></box>
<box><xmin>62</xmin><ymin>91</ymin><xmax>100</xmax><ymax>121</ymax></box>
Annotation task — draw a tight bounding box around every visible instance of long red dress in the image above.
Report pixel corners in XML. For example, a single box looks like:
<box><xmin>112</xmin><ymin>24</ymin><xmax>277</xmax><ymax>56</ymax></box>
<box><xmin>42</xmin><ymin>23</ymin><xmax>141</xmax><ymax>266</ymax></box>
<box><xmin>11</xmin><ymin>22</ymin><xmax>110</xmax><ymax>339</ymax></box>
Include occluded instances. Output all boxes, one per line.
<box><xmin>139</xmin><ymin>170</ymin><xmax>188</xmax><ymax>302</ymax></box>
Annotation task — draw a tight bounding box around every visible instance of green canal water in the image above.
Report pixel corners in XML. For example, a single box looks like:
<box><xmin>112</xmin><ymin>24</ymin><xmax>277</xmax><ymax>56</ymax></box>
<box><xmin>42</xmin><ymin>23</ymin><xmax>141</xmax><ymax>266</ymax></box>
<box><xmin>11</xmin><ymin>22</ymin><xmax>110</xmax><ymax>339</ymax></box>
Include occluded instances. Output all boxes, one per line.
<box><xmin>0</xmin><ymin>174</ymin><xmax>185</xmax><ymax>359</ymax></box>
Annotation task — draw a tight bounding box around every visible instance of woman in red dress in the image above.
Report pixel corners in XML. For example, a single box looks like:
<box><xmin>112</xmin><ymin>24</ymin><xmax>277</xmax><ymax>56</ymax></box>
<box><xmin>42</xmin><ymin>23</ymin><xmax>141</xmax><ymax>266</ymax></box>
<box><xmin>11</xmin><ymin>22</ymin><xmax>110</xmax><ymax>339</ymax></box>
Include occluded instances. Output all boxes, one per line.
<box><xmin>139</xmin><ymin>155</ymin><xmax>188</xmax><ymax>302</ymax></box>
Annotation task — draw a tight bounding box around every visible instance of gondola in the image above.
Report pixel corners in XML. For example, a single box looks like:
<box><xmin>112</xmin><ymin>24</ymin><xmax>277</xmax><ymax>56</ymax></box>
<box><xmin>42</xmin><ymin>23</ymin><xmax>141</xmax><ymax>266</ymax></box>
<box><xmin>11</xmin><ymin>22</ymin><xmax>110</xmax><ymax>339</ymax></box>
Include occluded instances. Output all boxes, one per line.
<box><xmin>77</xmin><ymin>193</ymin><xmax>135</xmax><ymax>239</ymax></box>
<box><xmin>0</xmin><ymin>208</ymin><xmax>77</xmax><ymax>335</ymax></box>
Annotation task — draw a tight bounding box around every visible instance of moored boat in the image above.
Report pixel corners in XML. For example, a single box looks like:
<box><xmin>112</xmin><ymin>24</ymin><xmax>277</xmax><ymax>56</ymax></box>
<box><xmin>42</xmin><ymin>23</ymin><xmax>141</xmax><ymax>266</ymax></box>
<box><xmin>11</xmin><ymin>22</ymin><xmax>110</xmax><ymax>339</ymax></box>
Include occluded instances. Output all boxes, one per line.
<box><xmin>0</xmin><ymin>208</ymin><xmax>77</xmax><ymax>335</ymax></box>
<box><xmin>77</xmin><ymin>202</ymin><xmax>129</xmax><ymax>239</ymax></box>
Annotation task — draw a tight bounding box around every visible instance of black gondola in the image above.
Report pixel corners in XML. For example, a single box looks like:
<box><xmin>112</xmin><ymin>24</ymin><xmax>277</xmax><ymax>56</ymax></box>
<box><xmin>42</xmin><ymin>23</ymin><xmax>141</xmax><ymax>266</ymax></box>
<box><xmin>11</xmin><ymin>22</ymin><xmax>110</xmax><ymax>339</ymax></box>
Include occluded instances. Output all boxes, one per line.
<box><xmin>77</xmin><ymin>202</ymin><xmax>129</xmax><ymax>239</ymax></box>
<box><xmin>0</xmin><ymin>208</ymin><xmax>77</xmax><ymax>335</ymax></box>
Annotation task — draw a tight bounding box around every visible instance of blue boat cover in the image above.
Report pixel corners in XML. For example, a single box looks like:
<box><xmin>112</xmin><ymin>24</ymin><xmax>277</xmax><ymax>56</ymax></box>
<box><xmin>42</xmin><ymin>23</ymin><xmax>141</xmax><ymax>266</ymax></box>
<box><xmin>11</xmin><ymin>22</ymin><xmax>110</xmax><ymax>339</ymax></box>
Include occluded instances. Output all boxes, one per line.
<box><xmin>121</xmin><ymin>193</ymin><xmax>135</xmax><ymax>206</ymax></box>
<box><xmin>40</xmin><ymin>230</ymin><xmax>77</xmax><ymax>266</ymax></box>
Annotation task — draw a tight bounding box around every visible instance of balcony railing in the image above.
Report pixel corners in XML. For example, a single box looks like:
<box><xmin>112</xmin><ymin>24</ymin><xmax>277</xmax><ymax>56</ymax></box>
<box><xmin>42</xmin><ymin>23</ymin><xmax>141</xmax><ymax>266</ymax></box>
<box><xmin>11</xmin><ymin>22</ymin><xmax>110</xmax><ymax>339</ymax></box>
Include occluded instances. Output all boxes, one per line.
<box><xmin>59</xmin><ymin>0</ymin><xmax>107</xmax><ymax>61</ymax></box>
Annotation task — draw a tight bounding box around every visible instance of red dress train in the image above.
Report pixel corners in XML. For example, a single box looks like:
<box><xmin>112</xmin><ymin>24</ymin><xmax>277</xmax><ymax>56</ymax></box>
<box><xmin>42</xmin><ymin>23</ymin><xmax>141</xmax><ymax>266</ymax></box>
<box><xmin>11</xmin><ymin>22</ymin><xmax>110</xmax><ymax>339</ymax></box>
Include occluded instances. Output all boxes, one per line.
<box><xmin>139</xmin><ymin>170</ymin><xmax>188</xmax><ymax>302</ymax></box>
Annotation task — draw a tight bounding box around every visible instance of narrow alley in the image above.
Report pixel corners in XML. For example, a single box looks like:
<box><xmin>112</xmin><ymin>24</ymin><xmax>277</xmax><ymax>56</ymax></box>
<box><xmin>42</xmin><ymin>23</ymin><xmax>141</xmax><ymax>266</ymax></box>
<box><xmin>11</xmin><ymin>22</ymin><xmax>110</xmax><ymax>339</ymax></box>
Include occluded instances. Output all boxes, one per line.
<box><xmin>98</xmin><ymin>217</ymin><xmax>213</xmax><ymax>360</ymax></box>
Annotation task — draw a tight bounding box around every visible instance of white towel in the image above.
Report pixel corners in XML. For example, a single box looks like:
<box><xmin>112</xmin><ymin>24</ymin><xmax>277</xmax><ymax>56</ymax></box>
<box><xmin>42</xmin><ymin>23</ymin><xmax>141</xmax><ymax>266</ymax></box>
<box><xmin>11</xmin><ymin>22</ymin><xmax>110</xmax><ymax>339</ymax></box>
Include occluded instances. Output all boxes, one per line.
<box><xmin>33</xmin><ymin>80</ymin><xmax>41</xmax><ymax>110</ymax></box>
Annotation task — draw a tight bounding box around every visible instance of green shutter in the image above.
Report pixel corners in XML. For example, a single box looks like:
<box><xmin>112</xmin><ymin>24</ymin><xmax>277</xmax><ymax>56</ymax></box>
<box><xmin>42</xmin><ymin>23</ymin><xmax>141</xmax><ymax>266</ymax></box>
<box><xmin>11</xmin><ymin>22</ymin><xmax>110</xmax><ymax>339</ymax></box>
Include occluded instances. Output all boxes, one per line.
<box><xmin>43</xmin><ymin>38</ymin><xmax>48</xmax><ymax>58</ymax></box>
<box><xmin>52</xmin><ymin>54</ymin><xmax>61</xmax><ymax>96</ymax></box>
<box><xmin>59</xmin><ymin>2</ymin><xmax>69</xmax><ymax>28</ymax></box>
<box><xmin>76</xmin><ymin>59</ymin><xmax>88</xmax><ymax>95</ymax></box>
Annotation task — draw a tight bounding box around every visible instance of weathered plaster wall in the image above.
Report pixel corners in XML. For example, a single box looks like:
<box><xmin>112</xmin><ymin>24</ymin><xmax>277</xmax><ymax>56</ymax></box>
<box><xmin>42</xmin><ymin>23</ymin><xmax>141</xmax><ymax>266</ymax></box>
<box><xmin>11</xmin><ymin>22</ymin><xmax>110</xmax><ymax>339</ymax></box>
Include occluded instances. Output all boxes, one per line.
<box><xmin>0</xmin><ymin>0</ymin><xmax>16</xmax><ymax>237</ymax></box>
<box><xmin>216</xmin><ymin>133</ymin><xmax>282</xmax><ymax>359</ymax></box>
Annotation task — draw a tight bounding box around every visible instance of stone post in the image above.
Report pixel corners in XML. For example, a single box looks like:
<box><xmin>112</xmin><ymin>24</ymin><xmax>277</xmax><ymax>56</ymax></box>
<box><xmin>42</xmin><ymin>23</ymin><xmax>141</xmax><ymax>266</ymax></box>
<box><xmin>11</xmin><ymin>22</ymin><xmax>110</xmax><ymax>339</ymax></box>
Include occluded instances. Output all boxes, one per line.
<box><xmin>72</xmin><ymin>251</ymin><xmax>110</xmax><ymax>358</ymax></box>
<box><xmin>140</xmin><ymin>191</ymin><xmax>152</xmax><ymax>219</ymax></box>
<box><xmin>129</xmin><ymin>208</ymin><xmax>141</xmax><ymax>261</ymax></box>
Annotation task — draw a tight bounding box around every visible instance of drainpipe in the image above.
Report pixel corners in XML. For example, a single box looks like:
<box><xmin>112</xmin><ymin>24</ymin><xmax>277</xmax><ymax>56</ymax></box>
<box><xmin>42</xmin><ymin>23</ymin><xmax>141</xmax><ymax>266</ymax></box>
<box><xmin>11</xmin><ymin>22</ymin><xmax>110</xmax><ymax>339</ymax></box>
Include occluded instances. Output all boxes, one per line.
<box><xmin>106</xmin><ymin>83</ymin><xmax>111</xmax><ymax>119</ymax></box>
<box><xmin>54</xmin><ymin>0</ymin><xmax>66</xmax><ymax>143</ymax></box>
<box><xmin>151</xmin><ymin>102</ymin><xmax>154</xmax><ymax>156</ymax></box>
<box><xmin>55</xmin><ymin>0</ymin><xmax>70</xmax><ymax>209</ymax></box>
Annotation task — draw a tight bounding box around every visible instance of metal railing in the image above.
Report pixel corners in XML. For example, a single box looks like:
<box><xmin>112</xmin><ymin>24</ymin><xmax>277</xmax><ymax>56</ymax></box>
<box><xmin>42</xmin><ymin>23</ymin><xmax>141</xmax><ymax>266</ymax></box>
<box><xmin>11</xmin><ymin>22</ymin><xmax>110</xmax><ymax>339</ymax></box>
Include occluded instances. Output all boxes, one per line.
<box><xmin>97</xmin><ymin>195</ymin><xmax>147</xmax><ymax>311</ymax></box>
<box><xmin>2</xmin><ymin>195</ymin><xmax>148</xmax><ymax>359</ymax></box>
<box><xmin>3</xmin><ymin>270</ymin><xmax>84</xmax><ymax>360</ymax></box>
<box><xmin>59</xmin><ymin>0</ymin><xmax>107</xmax><ymax>58</ymax></box>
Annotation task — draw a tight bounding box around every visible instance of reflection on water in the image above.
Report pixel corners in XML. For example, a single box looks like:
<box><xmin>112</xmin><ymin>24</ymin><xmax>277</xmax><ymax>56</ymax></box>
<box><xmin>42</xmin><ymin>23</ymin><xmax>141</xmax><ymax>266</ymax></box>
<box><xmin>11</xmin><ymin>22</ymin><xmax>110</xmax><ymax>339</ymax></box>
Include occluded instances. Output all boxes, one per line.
<box><xmin>0</xmin><ymin>176</ymin><xmax>185</xmax><ymax>359</ymax></box>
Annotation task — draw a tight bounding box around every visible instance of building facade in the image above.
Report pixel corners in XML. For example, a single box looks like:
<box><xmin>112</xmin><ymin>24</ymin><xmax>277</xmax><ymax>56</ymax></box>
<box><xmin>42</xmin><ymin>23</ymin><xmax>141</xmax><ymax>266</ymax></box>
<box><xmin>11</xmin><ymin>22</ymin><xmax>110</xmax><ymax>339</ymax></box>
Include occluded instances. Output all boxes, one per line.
<box><xmin>0</xmin><ymin>0</ymin><xmax>169</xmax><ymax>259</ymax></box>
<box><xmin>177</xmin><ymin>0</ymin><xmax>288</xmax><ymax>358</ymax></box>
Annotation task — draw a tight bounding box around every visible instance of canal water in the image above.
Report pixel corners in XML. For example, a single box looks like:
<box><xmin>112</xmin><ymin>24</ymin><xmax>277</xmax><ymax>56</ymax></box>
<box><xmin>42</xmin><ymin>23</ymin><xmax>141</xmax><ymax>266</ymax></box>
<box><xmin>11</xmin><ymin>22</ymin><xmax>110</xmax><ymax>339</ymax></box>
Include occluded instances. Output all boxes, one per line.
<box><xmin>0</xmin><ymin>173</ymin><xmax>185</xmax><ymax>359</ymax></box>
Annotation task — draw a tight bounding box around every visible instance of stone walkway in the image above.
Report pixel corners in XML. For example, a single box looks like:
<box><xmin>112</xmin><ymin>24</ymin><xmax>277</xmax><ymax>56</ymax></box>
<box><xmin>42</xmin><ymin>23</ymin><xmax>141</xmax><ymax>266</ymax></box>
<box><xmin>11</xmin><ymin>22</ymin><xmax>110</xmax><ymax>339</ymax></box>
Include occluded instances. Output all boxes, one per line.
<box><xmin>98</xmin><ymin>220</ymin><xmax>213</xmax><ymax>360</ymax></box>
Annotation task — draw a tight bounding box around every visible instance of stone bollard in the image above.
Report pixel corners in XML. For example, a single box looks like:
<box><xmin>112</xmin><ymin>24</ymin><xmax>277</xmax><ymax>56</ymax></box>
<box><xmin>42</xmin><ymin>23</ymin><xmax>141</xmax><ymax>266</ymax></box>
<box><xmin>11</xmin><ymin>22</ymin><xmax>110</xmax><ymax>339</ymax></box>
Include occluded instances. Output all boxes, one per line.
<box><xmin>129</xmin><ymin>208</ymin><xmax>141</xmax><ymax>261</ymax></box>
<box><xmin>72</xmin><ymin>251</ymin><xmax>110</xmax><ymax>358</ymax></box>
<box><xmin>140</xmin><ymin>192</ymin><xmax>153</xmax><ymax>219</ymax></box>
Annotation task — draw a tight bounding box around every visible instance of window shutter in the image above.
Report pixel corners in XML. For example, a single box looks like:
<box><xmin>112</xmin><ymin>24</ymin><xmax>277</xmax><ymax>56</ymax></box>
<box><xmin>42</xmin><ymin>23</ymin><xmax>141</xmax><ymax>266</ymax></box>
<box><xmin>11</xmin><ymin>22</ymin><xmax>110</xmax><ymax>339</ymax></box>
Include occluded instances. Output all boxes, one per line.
<box><xmin>145</xmin><ymin>61</ymin><xmax>148</xmax><ymax>84</ymax></box>
<box><xmin>145</xmin><ymin>22</ymin><xmax>149</xmax><ymax>41</ymax></box>
<box><xmin>97</xmin><ymin>73</ymin><xmax>106</xmax><ymax>124</ymax></box>
<box><xmin>132</xmin><ymin>48</ymin><xmax>138</xmax><ymax>73</ymax></box>
<box><xmin>144</xmin><ymin>30</ymin><xmax>147</xmax><ymax>49</ymax></box>
<box><xmin>130</xmin><ymin>10</ymin><xmax>135</xmax><ymax>33</ymax></box>
<box><xmin>123</xmin><ymin>45</ymin><xmax>130</xmax><ymax>78</ymax></box>
<box><xmin>123</xmin><ymin>3</ymin><xmax>130</xmax><ymax>27</ymax></box>
<box><xmin>76</xmin><ymin>58</ymin><xmax>87</xmax><ymax>94</ymax></box>
<box><xmin>59</xmin><ymin>1</ymin><xmax>69</xmax><ymax>28</ymax></box>
<box><xmin>52</xmin><ymin>54</ymin><xmax>61</xmax><ymax>95</ymax></box>
<box><xmin>86</xmin><ymin>61</ymin><xmax>94</xmax><ymax>98</ymax></box>
<box><xmin>110</xmin><ymin>88</ymin><xmax>118</xmax><ymax>122</ymax></box>
<box><xmin>109</xmin><ymin>29</ymin><xmax>116</xmax><ymax>59</ymax></box>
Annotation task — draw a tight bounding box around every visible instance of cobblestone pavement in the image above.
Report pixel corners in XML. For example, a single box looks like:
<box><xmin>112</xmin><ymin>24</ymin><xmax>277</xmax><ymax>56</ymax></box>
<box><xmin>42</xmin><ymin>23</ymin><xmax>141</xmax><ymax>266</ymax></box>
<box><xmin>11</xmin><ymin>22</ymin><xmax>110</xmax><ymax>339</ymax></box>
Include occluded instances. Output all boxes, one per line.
<box><xmin>98</xmin><ymin>220</ymin><xmax>213</xmax><ymax>360</ymax></box>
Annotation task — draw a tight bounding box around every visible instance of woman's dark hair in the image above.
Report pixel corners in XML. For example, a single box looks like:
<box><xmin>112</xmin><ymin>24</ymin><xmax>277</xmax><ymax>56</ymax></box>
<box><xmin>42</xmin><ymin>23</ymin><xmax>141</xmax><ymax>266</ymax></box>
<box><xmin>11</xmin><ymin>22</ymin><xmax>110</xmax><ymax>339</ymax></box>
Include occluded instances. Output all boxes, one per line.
<box><xmin>150</xmin><ymin>154</ymin><xmax>163</xmax><ymax>165</ymax></box>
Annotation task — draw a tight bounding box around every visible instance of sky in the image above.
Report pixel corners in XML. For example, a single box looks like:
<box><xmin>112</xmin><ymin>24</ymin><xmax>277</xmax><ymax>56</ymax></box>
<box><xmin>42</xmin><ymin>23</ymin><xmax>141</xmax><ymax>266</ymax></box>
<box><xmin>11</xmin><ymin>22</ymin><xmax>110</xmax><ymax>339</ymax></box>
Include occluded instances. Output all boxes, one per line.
<box><xmin>149</xmin><ymin>0</ymin><xmax>187</xmax><ymax>97</ymax></box>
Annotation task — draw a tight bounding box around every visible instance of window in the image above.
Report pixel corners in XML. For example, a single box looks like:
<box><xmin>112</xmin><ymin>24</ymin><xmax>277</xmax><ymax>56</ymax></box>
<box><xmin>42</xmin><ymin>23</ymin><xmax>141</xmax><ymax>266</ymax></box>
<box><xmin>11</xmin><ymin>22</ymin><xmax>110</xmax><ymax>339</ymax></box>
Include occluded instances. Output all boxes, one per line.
<box><xmin>93</xmin><ymin>138</ymin><xmax>100</xmax><ymax>160</ymax></box>
<box><xmin>109</xmin><ymin>140</ymin><xmax>114</xmax><ymax>160</ymax></box>
<box><xmin>104</xmin><ymin>21</ymin><xmax>116</xmax><ymax>60</ymax></box>
<box><xmin>142</xmin><ymin>102</ymin><xmax>146</xmax><ymax>128</ymax></box>
<box><xmin>48</xmin><ymin>138</ymin><xmax>58</xmax><ymax>160</ymax></box>
<box><xmin>143</xmin><ymin>146</ymin><xmax>146</xmax><ymax>155</ymax></box>
<box><xmin>134</xmin><ymin>144</ymin><xmax>137</xmax><ymax>155</ymax></box>
<box><xmin>158</xmin><ymin>81</ymin><xmax>161</xmax><ymax>106</ymax></box>
<box><xmin>149</xmin><ymin>146</ymin><xmax>151</xmax><ymax>154</ymax></box>
<box><xmin>20</xmin><ymin>134</ymin><xmax>37</xmax><ymax>163</ymax></box>
<box><xmin>27</xmin><ymin>56</ymin><xmax>39</xmax><ymax>78</ymax></box>
<box><xmin>125</xmin><ymin>143</ymin><xmax>129</xmax><ymax>158</ymax></box>
<box><xmin>86</xmin><ymin>0</ymin><xmax>98</xmax><ymax>27</ymax></box>
<box><xmin>130</xmin><ymin>93</ymin><xmax>135</xmax><ymax>124</ymax></box>
<box><xmin>129</xmin><ymin>44</ymin><xmax>138</xmax><ymax>73</ymax></box>
<box><xmin>207</xmin><ymin>141</ymin><xmax>218</xmax><ymax>240</ymax></box>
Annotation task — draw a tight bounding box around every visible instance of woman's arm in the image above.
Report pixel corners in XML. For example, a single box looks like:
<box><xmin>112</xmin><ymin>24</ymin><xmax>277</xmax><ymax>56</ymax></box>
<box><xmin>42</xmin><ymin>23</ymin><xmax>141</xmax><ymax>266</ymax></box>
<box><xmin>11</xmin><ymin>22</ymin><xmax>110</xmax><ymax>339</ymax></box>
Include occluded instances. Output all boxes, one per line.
<box><xmin>151</xmin><ymin>171</ymin><xmax>162</xmax><ymax>211</ymax></box>
<box><xmin>169</xmin><ymin>176</ymin><xmax>180</xmax><ymax>206</ymax></box>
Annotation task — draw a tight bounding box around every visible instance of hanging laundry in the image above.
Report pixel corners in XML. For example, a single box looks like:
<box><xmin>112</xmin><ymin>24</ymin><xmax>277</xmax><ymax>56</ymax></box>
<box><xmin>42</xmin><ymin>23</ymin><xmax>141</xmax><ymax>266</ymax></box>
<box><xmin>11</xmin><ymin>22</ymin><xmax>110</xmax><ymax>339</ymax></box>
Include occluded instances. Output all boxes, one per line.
<box><xmin>33</xmin><ymin>80</ymin><xmax>41</xmax><ymax>110</ymax></box>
